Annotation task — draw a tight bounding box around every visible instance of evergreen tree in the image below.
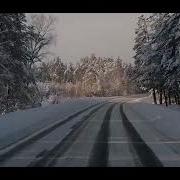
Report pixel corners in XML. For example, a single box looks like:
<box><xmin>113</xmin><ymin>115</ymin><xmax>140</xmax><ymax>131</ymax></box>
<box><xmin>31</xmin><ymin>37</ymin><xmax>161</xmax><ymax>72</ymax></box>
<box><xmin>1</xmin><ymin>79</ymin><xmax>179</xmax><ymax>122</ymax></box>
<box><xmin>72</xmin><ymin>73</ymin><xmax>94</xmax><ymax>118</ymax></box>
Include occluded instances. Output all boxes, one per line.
<box><xmin>0</xmin><ymin>13</ymin><xmax>40</xmax><ymax>113</ymax></box>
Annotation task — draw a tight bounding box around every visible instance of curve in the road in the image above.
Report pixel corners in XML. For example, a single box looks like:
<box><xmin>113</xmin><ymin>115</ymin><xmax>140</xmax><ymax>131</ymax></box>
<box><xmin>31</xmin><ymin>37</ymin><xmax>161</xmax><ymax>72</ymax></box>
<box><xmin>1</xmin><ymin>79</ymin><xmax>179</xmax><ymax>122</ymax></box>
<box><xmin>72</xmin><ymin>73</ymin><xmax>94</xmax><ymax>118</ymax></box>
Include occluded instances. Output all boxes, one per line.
<box><xmin>0</xmin><ymin>102</ymin><xmax>107</xmax><ymax>165</ymax></box>
<box><xmin>28</xmin><ymin>103</ymin><xmax>108</xmax><ymax>167</ymax></box>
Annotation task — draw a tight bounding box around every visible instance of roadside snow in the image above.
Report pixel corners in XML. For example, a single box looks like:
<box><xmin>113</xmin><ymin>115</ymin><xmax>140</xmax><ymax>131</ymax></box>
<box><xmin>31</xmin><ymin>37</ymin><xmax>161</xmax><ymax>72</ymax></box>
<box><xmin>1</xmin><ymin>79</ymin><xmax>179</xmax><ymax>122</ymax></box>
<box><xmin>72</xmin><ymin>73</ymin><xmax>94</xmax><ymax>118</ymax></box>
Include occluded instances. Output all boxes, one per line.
<box><xmin>166</xmin><ymin>104</ymin><xmax>180</xmax><ymax>112</ymax></box>
<box><xmin>136</xmin><ymin>96</ymin><xmax>180</xmax><ymax>112</ymax></box>
<box><xmin>41</xmin><ymin>96</ymin><xmax>75</xmax><ymax>107</ymax></box>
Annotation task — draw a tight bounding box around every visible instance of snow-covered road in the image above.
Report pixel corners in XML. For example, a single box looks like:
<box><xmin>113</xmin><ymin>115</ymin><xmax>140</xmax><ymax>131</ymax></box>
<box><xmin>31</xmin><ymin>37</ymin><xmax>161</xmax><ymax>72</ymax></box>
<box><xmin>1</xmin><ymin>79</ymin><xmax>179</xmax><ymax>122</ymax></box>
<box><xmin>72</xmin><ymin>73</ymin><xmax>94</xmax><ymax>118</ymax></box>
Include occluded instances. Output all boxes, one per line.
<box><xmin>1</xmin><ymin>95</ymin><xmax>180</xmax><ymax>167</ymax></box>
<box><xmin>123</xmin><ymin>97</ymin><xmax>180</xmax><ymax>166</ymax></box>
<box><xmin>0</xmin><ymin>97</ymin><xmax>106</xmax><ymax>150</ymax></box>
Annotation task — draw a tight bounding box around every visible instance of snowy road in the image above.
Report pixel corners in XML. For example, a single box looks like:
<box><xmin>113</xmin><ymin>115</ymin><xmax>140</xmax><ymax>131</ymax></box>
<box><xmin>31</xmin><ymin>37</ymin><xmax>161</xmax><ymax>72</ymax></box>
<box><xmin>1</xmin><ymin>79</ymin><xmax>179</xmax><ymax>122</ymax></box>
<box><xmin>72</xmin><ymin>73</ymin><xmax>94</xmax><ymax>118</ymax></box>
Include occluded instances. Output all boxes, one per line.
<box><xmin>0</xmin><ymin>96</ymin><xmax>180</xmax><ymax>167</ymax></box>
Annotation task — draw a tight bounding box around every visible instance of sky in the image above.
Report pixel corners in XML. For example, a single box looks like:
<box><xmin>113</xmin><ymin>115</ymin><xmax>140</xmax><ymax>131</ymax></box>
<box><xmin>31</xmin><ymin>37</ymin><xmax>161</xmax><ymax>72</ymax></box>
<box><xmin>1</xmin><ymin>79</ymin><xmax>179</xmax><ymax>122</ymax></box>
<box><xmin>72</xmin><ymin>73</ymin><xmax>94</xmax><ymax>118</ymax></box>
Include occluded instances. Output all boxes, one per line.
<box><xmin>45</xmin><ymin>13</ymin><xmax>151</xmax><ymax>64</ymax></box>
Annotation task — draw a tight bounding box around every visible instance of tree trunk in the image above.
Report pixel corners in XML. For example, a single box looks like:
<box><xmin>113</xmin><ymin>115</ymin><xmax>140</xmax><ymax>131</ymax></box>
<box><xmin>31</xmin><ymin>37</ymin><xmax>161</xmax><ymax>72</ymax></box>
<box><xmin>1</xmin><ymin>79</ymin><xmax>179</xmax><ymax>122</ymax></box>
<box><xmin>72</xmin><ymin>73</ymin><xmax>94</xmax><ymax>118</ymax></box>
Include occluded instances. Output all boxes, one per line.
<box><xmin>175</xmin><ymin>95</ymin><xmax>178</xmax><ymax>104</ymax></box>
<box><xmin>175</xmin><ymin>82</ymin><xmax>180</xmax><ymax>104</ymax></box>
<box><xmin>177</xmin><ymin>93</ymin><xmax>180</xmax><ymax>105</ymax></box>
<box><xmin>152</xmin><ymin>88</ymin><xmax>157</xmax><ymax>104</ymax></box>
<box><xmin>159</xmin><ymin>89</ymin><xmax>163</xmax><ymax>104</ymax></box>
<box><xmin>168</xmin><ymin>92</ymin><xmax>171</xmax><ymax>105</ymax></box>
<box><xmin>164</xmin><ymin>90</ymin><xmax>168</xmax><ymax>107</ymax></box>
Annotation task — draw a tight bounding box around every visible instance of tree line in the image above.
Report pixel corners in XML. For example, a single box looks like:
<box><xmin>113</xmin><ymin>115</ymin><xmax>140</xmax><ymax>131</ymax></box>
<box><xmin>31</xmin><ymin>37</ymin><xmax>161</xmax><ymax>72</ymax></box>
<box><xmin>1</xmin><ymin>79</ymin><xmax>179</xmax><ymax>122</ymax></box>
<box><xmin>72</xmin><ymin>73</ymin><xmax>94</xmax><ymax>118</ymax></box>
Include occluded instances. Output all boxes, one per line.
<box><xmin>133</xmin><ymin>13</ymin><xmax>180</xmax><ymax>106</ymax></box>
<box><xmin>3</xmin><ymin>13</ymin><xmax>178</xmax><ymax>114</ymax></box>
<box><xmin>1</xmin><ymin>13</ymin><xmax>141</xmax><ymax>114</ymax></box>
<box><xmin>34</xmin><ymin>54</ymin><xmax>142</xmax><ymax>99</ymax></box>
<box><xmin>0</xmin><ymin>13</ymin><xmax>56</xmax><ymax>114</ymax></box>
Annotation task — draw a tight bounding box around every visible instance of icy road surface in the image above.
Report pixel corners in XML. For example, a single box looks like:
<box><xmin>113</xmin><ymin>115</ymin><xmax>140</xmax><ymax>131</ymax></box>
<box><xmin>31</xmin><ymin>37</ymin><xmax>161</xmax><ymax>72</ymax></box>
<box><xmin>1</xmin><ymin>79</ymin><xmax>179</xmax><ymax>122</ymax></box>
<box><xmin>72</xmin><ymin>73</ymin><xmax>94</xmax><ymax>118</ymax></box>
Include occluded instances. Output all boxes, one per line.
<box><xmin>1</xmin><ymin>96</ymin><xmax>180</xmax><ymax>167</ymax></box>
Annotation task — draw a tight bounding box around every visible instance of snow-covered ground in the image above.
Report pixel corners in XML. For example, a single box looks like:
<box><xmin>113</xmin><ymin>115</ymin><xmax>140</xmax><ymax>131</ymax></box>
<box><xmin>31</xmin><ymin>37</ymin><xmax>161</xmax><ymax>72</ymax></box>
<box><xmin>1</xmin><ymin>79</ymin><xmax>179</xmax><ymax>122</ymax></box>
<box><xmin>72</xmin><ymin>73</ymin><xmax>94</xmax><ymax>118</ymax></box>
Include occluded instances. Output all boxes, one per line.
<box><xmin>124</xmin><ymin>96</ymin><xmax>180</xmax><ymax>140</ymax></box>
<box><xmin>41</xmin><ymin>96</ymin><xmax>75</xmax><ymax>107</ymax></box>
<box><xmin>2</xmin><ymin>94</ymin><xmax>180</xmax><ymax>166</ymax></box>
<box><xmin>123</xmin><ymin>96</ymin><xmax>180</xmax><ymax>166</ymax></box>
<box><xmin>0</xmin><ymin>97</ymin><xmax>105</xmax><ymax>150</ymax></box>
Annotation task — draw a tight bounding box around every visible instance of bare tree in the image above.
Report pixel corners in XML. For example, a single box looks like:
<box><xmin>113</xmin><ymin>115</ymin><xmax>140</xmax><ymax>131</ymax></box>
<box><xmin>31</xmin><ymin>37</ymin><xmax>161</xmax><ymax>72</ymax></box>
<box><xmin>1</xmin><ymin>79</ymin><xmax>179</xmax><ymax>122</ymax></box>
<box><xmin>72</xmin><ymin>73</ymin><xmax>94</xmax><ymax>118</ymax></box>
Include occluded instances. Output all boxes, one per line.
<box><xmin>26</xmin><ymin>14</ymin><xmax>57</xmax><ymax>67</ymax></box>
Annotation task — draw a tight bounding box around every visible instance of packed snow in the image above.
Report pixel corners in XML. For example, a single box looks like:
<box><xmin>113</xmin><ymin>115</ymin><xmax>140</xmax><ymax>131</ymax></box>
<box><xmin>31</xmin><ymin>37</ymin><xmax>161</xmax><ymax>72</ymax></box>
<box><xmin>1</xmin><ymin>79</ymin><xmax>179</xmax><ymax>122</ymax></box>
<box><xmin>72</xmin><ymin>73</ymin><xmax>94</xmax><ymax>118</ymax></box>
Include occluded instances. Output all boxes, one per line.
<box><xmin>0</xmin><ymin>97</ymin><xmax>105</xmax><ymax>150</ymax></box>
<box><xmin>124</xmin><ymin>96</ymin><xmax>180</xmax><ymax>140</ymax></box>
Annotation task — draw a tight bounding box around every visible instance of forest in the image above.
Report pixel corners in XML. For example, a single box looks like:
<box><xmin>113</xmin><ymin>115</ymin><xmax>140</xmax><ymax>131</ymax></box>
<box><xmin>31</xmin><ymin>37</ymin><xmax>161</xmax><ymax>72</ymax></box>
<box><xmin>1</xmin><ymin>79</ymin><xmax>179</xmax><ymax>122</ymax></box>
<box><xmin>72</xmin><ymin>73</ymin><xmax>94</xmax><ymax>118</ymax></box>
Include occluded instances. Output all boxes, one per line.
<box><xmin>133</xmin><ymin>13</ymin><xmax>180</xmax><ymax>106</ymax></box>
<box><xmin>1</xmin><ymin>13</ymin><xmax>180</xmax><ymax>114</ymax></box>
<box><xmin>35</xmin><ymin>55</ymin><xmax>140</xmax><ymax>100</ymax></box>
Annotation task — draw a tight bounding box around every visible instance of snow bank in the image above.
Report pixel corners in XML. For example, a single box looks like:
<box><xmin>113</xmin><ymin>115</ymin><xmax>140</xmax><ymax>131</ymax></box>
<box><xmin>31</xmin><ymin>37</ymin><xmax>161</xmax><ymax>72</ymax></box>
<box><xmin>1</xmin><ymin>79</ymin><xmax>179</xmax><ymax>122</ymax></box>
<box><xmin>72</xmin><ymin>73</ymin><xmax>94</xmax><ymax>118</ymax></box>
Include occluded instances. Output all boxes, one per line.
<box><xmin>0</xmin><ymin>97</ymin><xmax>105</xmax><ymax>149</ymax></box>
<box><xmin>41</xmin><ymin>96</ymin><xmax>75</xmax><ymax>107</ymax></box>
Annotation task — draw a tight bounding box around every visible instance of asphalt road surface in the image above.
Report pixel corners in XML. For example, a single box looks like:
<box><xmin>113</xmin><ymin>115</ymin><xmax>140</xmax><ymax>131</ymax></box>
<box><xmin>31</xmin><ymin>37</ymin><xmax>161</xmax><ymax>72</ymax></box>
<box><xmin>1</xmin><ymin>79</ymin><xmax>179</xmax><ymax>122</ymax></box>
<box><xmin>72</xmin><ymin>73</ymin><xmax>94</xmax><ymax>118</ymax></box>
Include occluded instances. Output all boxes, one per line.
<box><xmin>0</xmin><ymin>97</ymin><xmax>163</xmax><ymax>167</ymax></box>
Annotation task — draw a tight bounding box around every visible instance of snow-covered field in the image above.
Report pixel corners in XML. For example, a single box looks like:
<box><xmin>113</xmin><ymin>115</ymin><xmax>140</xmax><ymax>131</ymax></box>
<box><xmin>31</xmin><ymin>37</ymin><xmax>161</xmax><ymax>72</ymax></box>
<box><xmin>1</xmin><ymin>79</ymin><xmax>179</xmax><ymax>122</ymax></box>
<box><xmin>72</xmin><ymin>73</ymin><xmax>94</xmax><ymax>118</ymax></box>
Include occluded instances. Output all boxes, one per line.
<box><xmin>0</xmin><ymin>97</ymin><xmax>105</xmax><ymax>150</ymax></box>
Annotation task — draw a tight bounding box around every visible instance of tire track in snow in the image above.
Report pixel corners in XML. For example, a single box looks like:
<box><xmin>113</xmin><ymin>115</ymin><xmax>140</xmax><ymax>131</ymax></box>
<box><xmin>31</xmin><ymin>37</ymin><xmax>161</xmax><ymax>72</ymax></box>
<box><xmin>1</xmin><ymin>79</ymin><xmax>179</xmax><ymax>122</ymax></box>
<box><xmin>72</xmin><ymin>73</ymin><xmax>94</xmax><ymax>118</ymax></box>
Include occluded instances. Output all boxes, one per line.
<box><xmin>120</xmin><ymin>103</ymin><xmax>163</xmax><ymax>167</ymax></box>
<box><xmin>0</xmin><ymin>102</ymin><xmax>106</xmax><ymax>165</ymax></box>
<box><xmin>28</xmin><ymin>103</ymin><xmax>108</xmax><ymax>167</ymax></box>
<box><xmin>88</xmin><ymin>103</ymin><xmax>116</xmax><ymax>167</ymax></box>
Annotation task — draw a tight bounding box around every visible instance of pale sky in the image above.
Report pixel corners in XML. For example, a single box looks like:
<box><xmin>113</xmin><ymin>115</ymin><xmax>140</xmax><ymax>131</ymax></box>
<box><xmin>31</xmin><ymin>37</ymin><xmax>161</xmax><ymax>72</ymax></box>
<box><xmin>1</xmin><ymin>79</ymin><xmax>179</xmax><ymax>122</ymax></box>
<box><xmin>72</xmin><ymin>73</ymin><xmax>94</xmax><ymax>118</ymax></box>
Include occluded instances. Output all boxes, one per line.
<box><xmin>47</xmin><ymin>13</ymin><xmax>151</xmax><ymax>64</ymax></box>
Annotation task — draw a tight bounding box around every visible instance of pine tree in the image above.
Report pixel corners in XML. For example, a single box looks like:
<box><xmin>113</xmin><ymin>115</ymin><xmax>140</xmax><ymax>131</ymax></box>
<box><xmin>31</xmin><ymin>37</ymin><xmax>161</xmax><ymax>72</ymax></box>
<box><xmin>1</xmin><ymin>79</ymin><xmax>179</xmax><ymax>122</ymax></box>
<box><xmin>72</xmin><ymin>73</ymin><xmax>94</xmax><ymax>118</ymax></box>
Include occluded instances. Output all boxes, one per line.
<box><xmin>133</xmin><ymin>15</ymin><xmax>157</xmax><ymax>101</ymax></box>
<box><xmin>133</xmin><ymin>13</ymin><xmax>180</xmax><ymax>106</ymax></box>
<box><xmin>0</xmin><ymin>13</ymin><xmax>41</xmax><ymax>113</ymax></box>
